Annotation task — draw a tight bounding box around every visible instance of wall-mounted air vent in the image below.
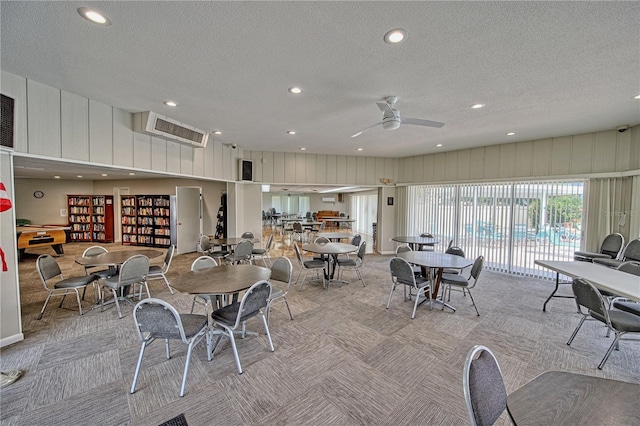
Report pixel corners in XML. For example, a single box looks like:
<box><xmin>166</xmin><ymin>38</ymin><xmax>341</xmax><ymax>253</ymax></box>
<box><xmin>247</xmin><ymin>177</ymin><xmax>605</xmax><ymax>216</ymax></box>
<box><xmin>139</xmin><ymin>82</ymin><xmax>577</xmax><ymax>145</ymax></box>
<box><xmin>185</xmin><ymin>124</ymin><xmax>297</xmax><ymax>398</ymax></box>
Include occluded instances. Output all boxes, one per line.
<box><xmin>133</xmin><ymin>111</ymin><xmax>208</xmax><ymax>148</ymax></box>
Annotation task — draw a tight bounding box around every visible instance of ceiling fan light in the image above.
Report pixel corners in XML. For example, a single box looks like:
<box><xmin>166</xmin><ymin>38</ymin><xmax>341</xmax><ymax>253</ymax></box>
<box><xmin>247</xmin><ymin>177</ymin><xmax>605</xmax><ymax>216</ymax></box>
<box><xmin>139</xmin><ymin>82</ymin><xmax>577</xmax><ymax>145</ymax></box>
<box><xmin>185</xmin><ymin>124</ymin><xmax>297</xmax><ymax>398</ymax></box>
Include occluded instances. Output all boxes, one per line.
<box><xmin>382</xmin><ymin>119</ymin><xmax>401</xmax><ymax>130</ymax></box>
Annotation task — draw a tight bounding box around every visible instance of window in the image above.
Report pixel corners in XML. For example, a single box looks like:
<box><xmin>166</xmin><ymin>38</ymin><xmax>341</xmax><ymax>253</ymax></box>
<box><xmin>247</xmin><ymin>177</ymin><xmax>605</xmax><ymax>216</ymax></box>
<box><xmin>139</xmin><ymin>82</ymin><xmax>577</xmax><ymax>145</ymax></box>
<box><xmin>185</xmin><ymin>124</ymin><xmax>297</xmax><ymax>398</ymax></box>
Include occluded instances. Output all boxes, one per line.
<box><xmin>271</xmin><ymin>195</ymin><xmax>282</xmax><ymax>213</ymax></box>
<box><xmin>405</xmin><ymin>180</ymin><xmax>584</xmax><ymax>277</ymax></box>
<box><xmin>351</xmin><ymin>193</ymin><xmax>378</xmax><ymax>236</ymax></box>
<box><xmin>299</xmin><ymin>196</ymin><xmax>310</xmax><ymax>217</ymax></box>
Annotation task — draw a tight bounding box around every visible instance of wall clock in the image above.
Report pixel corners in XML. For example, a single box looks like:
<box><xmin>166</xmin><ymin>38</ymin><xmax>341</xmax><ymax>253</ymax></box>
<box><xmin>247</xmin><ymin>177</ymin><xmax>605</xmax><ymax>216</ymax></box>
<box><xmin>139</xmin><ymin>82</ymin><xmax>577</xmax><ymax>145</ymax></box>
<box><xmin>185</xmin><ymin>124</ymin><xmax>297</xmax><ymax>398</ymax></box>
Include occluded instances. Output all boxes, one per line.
<box><xmin>33</xmin><ymin>190</ymin><xmax>44</xmax><ymax>199</ymax></box>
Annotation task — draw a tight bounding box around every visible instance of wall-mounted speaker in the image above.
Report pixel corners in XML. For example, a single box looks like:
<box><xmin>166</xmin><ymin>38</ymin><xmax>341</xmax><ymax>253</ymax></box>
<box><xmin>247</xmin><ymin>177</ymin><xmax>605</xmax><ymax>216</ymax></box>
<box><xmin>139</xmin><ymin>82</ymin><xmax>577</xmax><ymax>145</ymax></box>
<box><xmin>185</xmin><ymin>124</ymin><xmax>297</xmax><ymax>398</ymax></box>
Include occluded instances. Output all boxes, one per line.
<box><xmin>238</xmin><ymin>159</ymin><xmax>253</xmax><ymax>182</ymax></box>
<box><xmin>1</xmin><ymin>94</ymin><xmax>15</xmax><ymax>149</ymax></box>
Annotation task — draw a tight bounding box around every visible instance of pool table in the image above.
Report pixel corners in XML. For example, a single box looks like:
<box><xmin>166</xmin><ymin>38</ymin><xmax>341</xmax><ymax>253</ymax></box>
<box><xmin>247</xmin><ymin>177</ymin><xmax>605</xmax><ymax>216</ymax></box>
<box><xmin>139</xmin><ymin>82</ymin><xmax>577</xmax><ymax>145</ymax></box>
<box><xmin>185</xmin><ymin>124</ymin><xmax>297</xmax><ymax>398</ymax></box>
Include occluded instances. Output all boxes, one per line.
<box><xmin>16</xmin><ymin>225</ymin><xmax>69</xmax><ymax>261</ymax></box>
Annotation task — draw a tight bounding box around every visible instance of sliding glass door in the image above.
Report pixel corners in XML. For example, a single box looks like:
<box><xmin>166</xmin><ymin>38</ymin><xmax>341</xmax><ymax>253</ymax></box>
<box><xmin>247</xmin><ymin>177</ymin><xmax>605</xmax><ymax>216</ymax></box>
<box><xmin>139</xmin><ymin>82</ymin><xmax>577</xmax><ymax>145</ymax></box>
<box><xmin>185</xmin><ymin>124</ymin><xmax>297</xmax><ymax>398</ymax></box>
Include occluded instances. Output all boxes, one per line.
<box><xmin>405</xmin><ymin>180</ymin><xmax>584</xmax><ymax>277</ymax></box>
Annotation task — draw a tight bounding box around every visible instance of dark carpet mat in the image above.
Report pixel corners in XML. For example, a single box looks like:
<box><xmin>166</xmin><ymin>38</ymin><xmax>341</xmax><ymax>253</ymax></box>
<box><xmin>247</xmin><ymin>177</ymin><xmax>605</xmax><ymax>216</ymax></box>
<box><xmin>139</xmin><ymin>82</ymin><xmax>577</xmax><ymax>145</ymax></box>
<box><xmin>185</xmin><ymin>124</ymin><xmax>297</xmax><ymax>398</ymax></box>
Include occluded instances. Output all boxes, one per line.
<box><xmin>158</xmin><ymin>413</ymin><xmax>188</xmax><ymax>426</ymax></box>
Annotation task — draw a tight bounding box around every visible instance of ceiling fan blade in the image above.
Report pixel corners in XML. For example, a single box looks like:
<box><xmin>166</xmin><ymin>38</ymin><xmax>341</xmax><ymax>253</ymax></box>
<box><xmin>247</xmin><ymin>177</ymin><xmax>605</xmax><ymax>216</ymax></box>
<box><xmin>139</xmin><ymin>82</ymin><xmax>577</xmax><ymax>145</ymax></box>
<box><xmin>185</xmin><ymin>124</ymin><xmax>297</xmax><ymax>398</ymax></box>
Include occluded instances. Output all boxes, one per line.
<box><xmin>351</xmin><ymin>122</ymin><xmax>382</xmax><ymax>138</ymax></box>
<box><xmin>401</xmin><ymin>117</ymin><xmax>445</xmax><ymax>128</ymax></box>
<box><xmin>376</xmin><ymin>102</ymin><xmax>393</xmax><ymax>114</ymax></box>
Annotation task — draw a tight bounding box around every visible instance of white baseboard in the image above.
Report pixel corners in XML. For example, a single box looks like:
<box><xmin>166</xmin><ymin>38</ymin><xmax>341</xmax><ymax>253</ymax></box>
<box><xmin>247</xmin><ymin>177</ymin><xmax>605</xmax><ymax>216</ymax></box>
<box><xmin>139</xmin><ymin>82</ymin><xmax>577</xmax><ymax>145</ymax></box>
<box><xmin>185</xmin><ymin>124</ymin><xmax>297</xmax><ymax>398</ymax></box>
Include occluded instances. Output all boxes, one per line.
<box><xmin>0</xmin><ymin>333</ymin><xmax>25</xmax><ymax>348</ymax></box>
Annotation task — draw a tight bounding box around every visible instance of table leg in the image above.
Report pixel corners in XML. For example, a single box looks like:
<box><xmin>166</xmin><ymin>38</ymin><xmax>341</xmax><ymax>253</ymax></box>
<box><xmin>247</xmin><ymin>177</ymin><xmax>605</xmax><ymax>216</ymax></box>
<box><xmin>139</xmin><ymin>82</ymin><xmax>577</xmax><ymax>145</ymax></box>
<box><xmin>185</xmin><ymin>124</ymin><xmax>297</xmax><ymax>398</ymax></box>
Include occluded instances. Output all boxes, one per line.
<box><xmin>428</xmin><ymin>267</ymin><xmax>457</xmax><ymax>311</ymax></box>
<box><xmin>542</xmin><ymin>272</ymin><xmax>574</xmax><ymax>312</ymax></box>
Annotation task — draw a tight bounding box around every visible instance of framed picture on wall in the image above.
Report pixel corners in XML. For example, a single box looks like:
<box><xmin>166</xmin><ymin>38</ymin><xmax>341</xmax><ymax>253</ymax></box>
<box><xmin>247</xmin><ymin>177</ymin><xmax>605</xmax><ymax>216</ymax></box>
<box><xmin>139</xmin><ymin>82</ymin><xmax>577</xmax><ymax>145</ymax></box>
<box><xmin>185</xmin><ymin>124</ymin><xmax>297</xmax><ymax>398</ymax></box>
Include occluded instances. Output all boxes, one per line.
<box><xmin>387</xmin><ymin>197</ymin><xmax>394</xmax><ymax>206</ymax></box>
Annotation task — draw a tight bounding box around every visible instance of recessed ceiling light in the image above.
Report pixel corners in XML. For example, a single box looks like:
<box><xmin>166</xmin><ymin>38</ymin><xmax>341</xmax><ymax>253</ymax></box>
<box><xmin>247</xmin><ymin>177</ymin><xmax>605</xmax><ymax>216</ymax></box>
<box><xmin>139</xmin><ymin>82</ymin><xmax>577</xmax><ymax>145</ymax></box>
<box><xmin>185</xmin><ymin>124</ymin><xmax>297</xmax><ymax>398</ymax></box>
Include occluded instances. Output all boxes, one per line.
<box><xmin>54</xmin><ymin>176</ymin><xmax>60</xmax><ymax>179</ymax></box>
<box><xmin>288</xmin><ymin>87</ymin><xmax>302</xmax><ymax>94</ymax></box>
<box><xmin>77</xmin><ymin>175</ymin><xmax>83</xmax><ymax>178</ymax></box>
<box><xmin>436</xmin><ymin>144</ymin><xmax>443</xmax><ymax>147</ymax></box>
<box><xmin>164</xmin><ymin>101</ymin><xmax>177</xmax><ymax>107</ymax></box>
<box><xmin>357</xmin><ymin>148</ymin><xmax>364</xmax><ymax>151</ymax></box>
<box><xmin>470</xmin><ymin>103</ymin><xmax>485</xmax><ymax>109</ymax></box>
<box><xmin>213</xmin><ymin>131</ymin><xmax>222</xmax><ymax>135</ymax></box>
<box><xmin>101</xmin><ymin>173</ymin><xmax>108</xmax><ymax>176</ymax></box>
<box><xmin>634</xmin><ymin>94</ymin><xmax>640</xmax><ymax>100</ymax></box>
<box><xmin>299</xmin><ymin>147</ymin><xmax>306</xmax><ymax>151</ymax></box>
<box><xmin>384</xmin><ymin>28</ymin><xmax>408</xmax><ymax>44</ymax></box>
<box><xmin>129</xmin><ymin>172</ymin><xmax>135</xmax><ymax>176</ymax></box>
<box><xmin>506</xmin><ymin>132</ymin><xmax>516</xmax><ymax>136</ymax></box>
<box><xmin>287</xmin><ymin>131</ymin><xmax>296</xmax><ymax>135</ymax></box>
<box><xmin>77</xmin><ymin>7</ymin><xmax>111</xmax><ymax>26</ymax></box>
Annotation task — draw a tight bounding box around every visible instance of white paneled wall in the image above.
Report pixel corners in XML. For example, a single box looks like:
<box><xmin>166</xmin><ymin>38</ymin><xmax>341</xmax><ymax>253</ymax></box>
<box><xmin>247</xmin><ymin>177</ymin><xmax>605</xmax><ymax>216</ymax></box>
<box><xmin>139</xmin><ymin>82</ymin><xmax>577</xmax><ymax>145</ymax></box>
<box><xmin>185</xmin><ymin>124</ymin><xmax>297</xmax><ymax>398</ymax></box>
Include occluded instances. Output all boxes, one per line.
<box><xmin>395</xmin><ymin>128</ymin><xmax>638</xmax><ymax>184</ymax></box>
<box><xmin>61</xmin><ymin>91</ymin><xmax>89</xmax><ymax>161</ymax></box>
<box><xmin>1</xmin><ymin>71</ymin><xmax>240</xmax><ymax>182</ymax></box>
<box><xmin>2</xmin><ymin>70</ymin><xmax>638</xmax><ymax>187</ymax></box>
<box><xmin>244</xmin><ymin>151</ymin><xmax>399</xmax><ymax>186</ymax></box>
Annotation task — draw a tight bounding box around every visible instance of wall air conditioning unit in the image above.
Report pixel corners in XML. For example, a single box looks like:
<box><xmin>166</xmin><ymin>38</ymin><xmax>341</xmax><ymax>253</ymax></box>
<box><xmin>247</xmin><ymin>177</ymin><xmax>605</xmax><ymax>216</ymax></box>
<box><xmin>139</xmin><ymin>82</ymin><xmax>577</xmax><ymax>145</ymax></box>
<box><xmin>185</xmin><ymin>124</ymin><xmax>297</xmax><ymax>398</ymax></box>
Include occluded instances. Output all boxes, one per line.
<box><xmin>133</xmin><ymin>111</ymin><xmax>208</xmax><ymax>148</ymax></box>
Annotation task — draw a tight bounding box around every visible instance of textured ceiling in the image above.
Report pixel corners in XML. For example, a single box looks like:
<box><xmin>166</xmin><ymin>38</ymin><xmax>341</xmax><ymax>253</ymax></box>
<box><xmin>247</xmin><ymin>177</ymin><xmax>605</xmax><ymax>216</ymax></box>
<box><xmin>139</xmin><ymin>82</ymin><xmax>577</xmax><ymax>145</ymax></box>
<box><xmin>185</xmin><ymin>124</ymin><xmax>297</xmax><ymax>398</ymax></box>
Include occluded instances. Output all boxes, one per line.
<box><xmin>2</xmin><ymin>1</ymin><xmax>639</xmax><ymax>162</ymax></box>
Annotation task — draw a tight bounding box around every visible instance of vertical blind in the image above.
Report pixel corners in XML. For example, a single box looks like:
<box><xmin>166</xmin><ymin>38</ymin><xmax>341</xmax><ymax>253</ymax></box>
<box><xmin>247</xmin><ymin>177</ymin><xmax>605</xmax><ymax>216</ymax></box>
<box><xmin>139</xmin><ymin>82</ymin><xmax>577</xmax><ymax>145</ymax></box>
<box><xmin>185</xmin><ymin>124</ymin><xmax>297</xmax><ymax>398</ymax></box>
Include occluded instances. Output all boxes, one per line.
<box><xmin>404</xmin><ymin>180</ymin><xmax>585</xmax><ymax>278</ymax></box>
<box><xmin>351</xmin><ymin>193</ymin><xmax>378</xmax><ymax>236</ymax></box>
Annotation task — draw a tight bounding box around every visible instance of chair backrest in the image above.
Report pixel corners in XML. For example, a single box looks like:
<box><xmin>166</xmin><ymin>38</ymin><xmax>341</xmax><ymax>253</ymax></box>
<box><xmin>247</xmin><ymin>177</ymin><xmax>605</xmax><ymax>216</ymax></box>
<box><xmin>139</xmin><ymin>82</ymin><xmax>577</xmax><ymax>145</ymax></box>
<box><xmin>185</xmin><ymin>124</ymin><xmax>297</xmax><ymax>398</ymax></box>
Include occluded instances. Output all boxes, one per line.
<box><xmin>191</xmin><ymin>256</ymin><xmax>218</xmax><ymax>271</ymax></box>
<box><xmin>293</xmin><ymin>243</ymin><xmax>304</xmax><ymax>265</ymax></box>
<box><xmin>356</xmin><ymin>241</ymin><xmax>366</xmax><ymax>262</ymax></box>
<box><xmin>314</xmin><ymin>237</ymin><xmax>330</xmax><ymax>244</ymax></box>
<box><xmin>319</xmin><ymin>221</ymin><xmax>326</xmax><ymax>230</ymax></box>
<box><xmin>420</xmin><ymin>232</ymin><xmax>434</xmax><ymax>238</ymax></box>
<box><xmin>469</xmin><ymin>255</ymin><xmax>484</xmax><ymax>281</ymax></box>
<box><xmin>446</xmin><ymin>239</ymin><xmax>454</xmax><ymax>251</ymax></box>
<box><xmin>264</xmin><ymin>233</ymin><xmax>274</xmax><ymax>250</ymax></box>
<box><xmin>199</xmin><ymin>235</ymin><xmax>211</xmax><ymax>253</ymax></box>
<box><xmin>572</xmin><ymin>278</ymin><xmax>610</xmax><ymax>326</ymax></box>
<box><xmin>600</xmin><ymin>233</ymin><xmax>624</xmax><ymax>258</ymax></box>
<box><xmin>390</xmin><ymin>257</ymin><xmax>417</xmax><ymax>287</ymax></box>
<box><xmin>446</xmin><ymin>246</ymin><xmax>466</xmax><ymax>258</ymax></box>
<box><xmin>162</xmin><ymin>245</ymin><xmax>175</xmax><ymax>271</ymax></box>
<box><xmin>36</xmin><ymin>254</ymin><xmax>63</xmax><ymax>285</ymax></box>
<box><xmin>118</xmin><ymin>255</ymin><xmax>150</xmax><ymax>286</ymax></box>
<box><xmin>233</xmin><ymin>280</ymin><xmax>272</xmax><ymax>327</ymax></box>
<box><xmin>270</xmin><ymin>256</ymin><xmax>293</xmax><ymax>291</ymax></box>
<box><xmin>82</xmin><ymin>245</ymin><xmax>108</xmax><ymax>257</ymax></box>
<box><xmin>350</xmin><ymin>234</ymin><xmax>362</xmax><ymax>247</ymax></box>
<box><xmin>81</xmin><ymin>245</ymin><xmax>109</xmax><ymax>274</ymax></box>
<box><xmin>233</xmin><ymin>240</ymin><xmax>254</xmax><ymax>259</ymax></box>
<box><xmin>241</xmin><ymin>231</ymin><xmax>255</xmax><ymax>239</ymax></box>
<box><xmin>463</xmin><ymin>345</ymin><xmax>509</xmax><ymax>426</ymax></box>
<box><xmin>621</xmin><ymin>238</ymin><xmax>640</xmax><ymax>262</ymax></box>
<box><xmin>293</xmin><ymin>222</ymin><xmax>303</xmax><ymax>232</ymax></box>
<box><xmin>395</xmin><ymin>244</ymin><xmax>412</xmax><ymax>255</ymax></box>
<box><xmin>133</xmin><ymin>298</ymin><xmax>189</xmax><ymax>343</ymax></box>
<box><xmin>617</xmin><ymin>260</ymin><xmax>640</xmax><ymax>276</ymax></box>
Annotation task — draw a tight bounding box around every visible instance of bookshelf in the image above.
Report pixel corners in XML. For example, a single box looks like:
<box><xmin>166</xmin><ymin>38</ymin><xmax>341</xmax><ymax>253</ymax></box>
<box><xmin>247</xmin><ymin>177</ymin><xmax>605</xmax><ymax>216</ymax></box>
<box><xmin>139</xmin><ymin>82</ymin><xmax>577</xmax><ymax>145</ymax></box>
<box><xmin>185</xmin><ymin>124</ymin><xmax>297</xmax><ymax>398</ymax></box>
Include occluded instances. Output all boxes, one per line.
<box><xmin>121</xmin><ymin>195</ymin><xmax>172</xmax><ymax>247</ymax></box>
<box><xmin>67</xmin><ymin>195</ymin><xmax>114</xmax><ymax>242</ymax></box>
<box><xmin>121</xmin><ymin>195</ymin><xmax>138</xmax><ymax>245</ymax></box>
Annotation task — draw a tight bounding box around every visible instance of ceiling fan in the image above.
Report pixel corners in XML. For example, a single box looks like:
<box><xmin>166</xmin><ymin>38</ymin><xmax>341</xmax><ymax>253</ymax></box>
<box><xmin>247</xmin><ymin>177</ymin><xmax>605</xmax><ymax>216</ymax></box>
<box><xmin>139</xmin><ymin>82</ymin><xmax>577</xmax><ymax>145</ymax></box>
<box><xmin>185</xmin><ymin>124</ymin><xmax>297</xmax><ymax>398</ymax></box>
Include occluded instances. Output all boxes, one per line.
<box><xmin>351</xmin><ymin>96</ymin><xmax>445</xmax><ymax>138</ymax></box>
